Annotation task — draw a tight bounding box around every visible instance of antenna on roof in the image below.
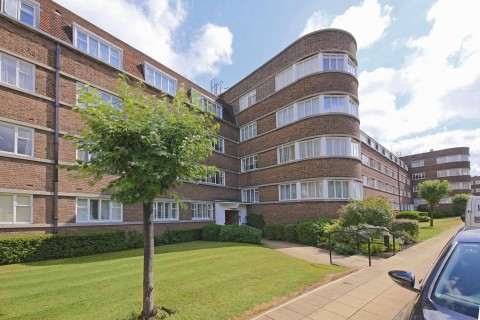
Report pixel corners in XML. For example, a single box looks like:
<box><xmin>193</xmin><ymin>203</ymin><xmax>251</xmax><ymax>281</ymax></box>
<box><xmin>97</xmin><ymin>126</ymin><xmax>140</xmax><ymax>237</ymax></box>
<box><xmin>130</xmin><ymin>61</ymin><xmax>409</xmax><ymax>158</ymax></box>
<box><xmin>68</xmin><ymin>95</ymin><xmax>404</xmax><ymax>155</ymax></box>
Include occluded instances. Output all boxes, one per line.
<box><xmin>211</xmin><ymin>78</ymin><xmax>223</xmax><ymax>95</ymax></box>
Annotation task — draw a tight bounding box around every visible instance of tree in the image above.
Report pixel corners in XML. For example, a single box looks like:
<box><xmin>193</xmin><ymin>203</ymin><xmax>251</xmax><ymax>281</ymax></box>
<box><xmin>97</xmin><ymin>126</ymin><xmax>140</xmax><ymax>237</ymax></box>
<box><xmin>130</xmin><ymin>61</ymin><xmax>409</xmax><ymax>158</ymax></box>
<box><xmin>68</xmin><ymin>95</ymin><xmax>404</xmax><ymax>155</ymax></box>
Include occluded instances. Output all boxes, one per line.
<box><xmin>338</xmin><ymin>196</ymin><xmax>394</xmax><ymax>228</ymax></box>
<box><xmin>65</xmin><ymin>76</ymin><xmax>219</xmax><ymax>319</ymax></box>
<box><xmin>417</xmin><ymin>180</ymin><xmax>451</xmax><ymax>227</ymax></box>
<box><xmin>452</xmin><ymin>193</ymin><xmax>470</xmax><ymax>216</ymax></box>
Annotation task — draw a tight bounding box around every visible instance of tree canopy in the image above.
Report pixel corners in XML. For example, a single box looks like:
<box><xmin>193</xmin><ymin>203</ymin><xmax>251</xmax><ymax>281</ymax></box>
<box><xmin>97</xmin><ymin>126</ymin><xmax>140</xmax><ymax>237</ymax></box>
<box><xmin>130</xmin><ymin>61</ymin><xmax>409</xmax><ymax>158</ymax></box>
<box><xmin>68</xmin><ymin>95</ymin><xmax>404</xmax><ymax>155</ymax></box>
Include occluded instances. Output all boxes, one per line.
<box><xmin>417</xmin><ymin>179</ymin><xmax>451</xmax><ymax>226</ymax></box>
<box><xmin>65</xmin><ymin>76</ymin><xmax>219</xmax><ymax>319</ymax></box>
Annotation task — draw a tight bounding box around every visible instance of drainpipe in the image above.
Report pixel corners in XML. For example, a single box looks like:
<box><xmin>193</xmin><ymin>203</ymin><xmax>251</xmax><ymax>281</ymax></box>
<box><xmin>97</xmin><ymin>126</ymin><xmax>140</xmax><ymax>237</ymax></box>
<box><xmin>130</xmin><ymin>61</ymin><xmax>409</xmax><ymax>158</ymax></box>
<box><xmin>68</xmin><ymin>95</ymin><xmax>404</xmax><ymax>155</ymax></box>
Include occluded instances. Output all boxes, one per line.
<box><xmin>397</xmin><ymin>162</ymin><xmax>401</xmax><ymax>211</ymax></box>
<box><xmin>53</xmin><ymin>43</ymin><xmax>61</xmax><ymax>234</ymax></box>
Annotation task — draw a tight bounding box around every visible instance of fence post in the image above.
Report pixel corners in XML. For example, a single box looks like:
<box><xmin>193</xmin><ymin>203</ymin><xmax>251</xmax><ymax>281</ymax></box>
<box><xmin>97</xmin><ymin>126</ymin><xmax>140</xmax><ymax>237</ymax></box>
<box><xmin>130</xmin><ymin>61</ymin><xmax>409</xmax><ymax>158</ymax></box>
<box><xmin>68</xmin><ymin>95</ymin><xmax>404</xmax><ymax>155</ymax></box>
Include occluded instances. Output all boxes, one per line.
<box><xmin>329</xmin><ymin>233</ymin><xmax>332</xmax><ymax>265</ymax></box>
<box><xmin>368</xmin><ymin>239</ymin><xmax>371</xmax><ymax>267</ymax></box>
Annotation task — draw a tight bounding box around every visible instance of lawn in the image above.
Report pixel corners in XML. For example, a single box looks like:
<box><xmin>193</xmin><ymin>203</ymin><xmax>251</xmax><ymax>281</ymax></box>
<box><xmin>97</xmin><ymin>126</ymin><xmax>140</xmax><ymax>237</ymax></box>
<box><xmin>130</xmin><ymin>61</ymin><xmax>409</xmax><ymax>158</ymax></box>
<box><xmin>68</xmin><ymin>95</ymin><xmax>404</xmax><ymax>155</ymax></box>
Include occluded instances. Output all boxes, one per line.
<box><xmin>417</xmin><ymin>216</ymin><xmax>463</xmax><ymax>242</ymax></box>
<box><xmin>0</xmin><ymin>241</ymin><xmax>347</xmax><ymax>320</ymax></box>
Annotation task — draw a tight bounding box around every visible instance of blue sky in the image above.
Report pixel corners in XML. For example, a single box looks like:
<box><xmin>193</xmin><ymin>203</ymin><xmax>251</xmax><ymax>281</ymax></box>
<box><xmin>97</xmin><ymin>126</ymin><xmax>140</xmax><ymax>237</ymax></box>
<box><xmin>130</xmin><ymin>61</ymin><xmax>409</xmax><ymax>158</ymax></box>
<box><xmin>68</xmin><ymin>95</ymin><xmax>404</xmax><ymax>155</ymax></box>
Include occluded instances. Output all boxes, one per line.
<box><xmin>56</xmin><ymin>0</ymin><xmax>480</xmax><ymax>175</ymax></box>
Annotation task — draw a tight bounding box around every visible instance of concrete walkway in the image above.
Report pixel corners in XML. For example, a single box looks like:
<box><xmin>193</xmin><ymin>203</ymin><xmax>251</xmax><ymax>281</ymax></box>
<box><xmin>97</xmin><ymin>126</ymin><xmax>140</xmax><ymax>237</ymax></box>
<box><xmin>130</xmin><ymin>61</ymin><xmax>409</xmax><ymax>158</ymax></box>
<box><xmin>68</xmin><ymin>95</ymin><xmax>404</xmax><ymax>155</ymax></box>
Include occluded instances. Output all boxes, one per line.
<box><xmin>254</xmin><ymin>225</ymin><xmax>462</xmax><ymax>320</ymax></box>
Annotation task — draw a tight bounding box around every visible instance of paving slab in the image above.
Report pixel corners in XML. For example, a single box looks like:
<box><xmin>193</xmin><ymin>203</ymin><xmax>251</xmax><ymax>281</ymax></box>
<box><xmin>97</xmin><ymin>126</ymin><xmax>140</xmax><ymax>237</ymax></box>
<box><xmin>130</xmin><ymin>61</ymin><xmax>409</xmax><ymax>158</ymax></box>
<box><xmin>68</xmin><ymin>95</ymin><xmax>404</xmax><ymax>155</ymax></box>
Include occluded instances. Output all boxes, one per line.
<box><xmin>253</xmin><ymin>222</ymin><xmax>462</xmax><ymax>320</ymax></box>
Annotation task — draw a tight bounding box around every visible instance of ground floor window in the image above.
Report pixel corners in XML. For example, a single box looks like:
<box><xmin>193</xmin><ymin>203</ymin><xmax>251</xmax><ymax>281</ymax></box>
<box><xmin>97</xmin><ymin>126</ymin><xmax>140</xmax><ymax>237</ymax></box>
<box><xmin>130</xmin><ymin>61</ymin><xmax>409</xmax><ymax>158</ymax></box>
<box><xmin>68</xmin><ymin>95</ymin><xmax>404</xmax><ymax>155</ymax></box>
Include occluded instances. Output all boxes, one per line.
<box><xmin>0</xmin><ymin>193</ymin><xmax>32</xmax><ymax>223</ymax></box>
<box><xmin>153</xmin><ymin>201</ymin><xmax>178</xmax><ymax>220</ymax></box>
<box><xmin>191</xmin><ymin>203</ymin><xmax>213</xmax><ymax>220</ymax></box>
<box><xmin>76</xmin><ymin>198</ymin><xmax>122</xmax><ymax>222</ymax></box>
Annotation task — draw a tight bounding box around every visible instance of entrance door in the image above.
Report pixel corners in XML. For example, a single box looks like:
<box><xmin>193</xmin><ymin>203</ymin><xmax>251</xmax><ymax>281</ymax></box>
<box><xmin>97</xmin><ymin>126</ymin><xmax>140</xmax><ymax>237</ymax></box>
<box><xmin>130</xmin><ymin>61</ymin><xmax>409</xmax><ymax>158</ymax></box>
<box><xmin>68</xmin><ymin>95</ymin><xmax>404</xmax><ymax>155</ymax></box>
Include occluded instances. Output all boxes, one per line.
<box><xmin>225</xmin><ymin>210</ymin><xmax>238</xmax><ymax>225</ymax></box>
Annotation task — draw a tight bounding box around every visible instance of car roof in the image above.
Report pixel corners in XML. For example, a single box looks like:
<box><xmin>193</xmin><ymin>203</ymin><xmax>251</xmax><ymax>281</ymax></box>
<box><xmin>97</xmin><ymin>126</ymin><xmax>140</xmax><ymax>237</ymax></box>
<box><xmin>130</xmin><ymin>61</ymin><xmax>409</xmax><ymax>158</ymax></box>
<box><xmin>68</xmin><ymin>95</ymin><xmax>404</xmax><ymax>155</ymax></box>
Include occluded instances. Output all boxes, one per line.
<box><xmin>454</xmin><ymin>228</ymin><xmax>480</xmax><ymax>243</ymax></box>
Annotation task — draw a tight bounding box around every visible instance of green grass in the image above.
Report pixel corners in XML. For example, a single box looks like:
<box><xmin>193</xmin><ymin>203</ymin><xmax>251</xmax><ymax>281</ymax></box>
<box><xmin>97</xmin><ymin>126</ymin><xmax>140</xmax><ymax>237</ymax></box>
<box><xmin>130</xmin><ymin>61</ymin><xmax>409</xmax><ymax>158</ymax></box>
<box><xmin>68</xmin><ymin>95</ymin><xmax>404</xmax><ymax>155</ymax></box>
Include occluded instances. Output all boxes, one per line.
<box><xmin>0</xmin><ymin>241</ymin><xmax>347</xmax><ymax>320</ymax></box>
<box><xmin>417</xmin><ymin>217</ymin><xmax>463</xmax><ymax>242</ymax></box>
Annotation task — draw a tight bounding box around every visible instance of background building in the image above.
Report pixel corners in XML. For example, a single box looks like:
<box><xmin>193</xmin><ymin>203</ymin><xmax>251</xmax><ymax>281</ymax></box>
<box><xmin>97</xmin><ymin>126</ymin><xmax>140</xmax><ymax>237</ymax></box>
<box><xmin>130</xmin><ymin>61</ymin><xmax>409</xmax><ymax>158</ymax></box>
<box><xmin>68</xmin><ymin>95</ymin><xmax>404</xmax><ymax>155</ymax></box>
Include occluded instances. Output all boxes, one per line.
<box><xmin>471</xmin><ymin>176</ymin><xmax>480</xmax><ymax>196</ymax></box>
<box><xmin>0</xmin><ymin>0</ymin><xmax>473</xmax><ymax>235</ymax></box>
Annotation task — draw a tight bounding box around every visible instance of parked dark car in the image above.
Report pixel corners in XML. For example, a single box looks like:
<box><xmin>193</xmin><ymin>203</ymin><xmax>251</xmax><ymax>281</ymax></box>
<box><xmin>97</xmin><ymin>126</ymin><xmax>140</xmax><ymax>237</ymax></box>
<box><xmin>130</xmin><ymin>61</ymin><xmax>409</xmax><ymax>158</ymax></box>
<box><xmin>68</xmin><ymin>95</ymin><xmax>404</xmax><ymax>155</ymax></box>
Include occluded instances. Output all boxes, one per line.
<box><xmin>389</xmin><ymin>228</ymin><xmax>480</xmax><ymax>319</ymax></box>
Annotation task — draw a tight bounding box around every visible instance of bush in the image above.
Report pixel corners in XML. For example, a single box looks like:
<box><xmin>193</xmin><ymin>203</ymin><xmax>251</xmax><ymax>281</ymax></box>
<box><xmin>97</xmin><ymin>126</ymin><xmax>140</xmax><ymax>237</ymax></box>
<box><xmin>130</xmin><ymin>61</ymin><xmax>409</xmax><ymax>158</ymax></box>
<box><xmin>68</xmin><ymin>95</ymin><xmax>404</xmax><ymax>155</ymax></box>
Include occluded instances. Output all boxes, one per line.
<box><xmin>418</xmin><ymin>215</ymin><xmax>430</xmax><ymax>222</ymax></box>
<box><xmin>359</xmin><ymin>242</ymin><xmax>386</xmax><ymax>255</ymax></box>
<box><xmin>284</xmin><ymin>224</ymin><xmax>298</xmax><ymax>243</ymax></box>
<box><xmin>264</xmin><ymin>224</ymin><xmax>286</xmax><ymax>240</ymax></box>
<box><xmin>452</xmin><ymin>194</ymin><xmax>470</xmax><ymax>216</ymax></box>
<box><xmin>202</xmin><ymin>224</ymin><xmax>223</xmax><ymax>241</ymax></box>
<box><xmin>432</xmin><ymin>211</ymin><xmax>447</xmax><ymax>219</ymax></box>
<box><xmin>417</xmin><ymin>204</ymin><xmax>429</xmax><ymax>213</ymax></box>
<box><xmin>296</xmin><ymin>218</ymin><xmax>333</xmax><ymax>246</ymax></box>
<box><xmin>218</xmin><ymin>225</ymin><xmax>261</xmax><ymax>244</ymax></box>
<box><xmin>0</xmin><ymin>231</ymin><xmax>133</xmax><ymax>265</ymax></box>
<box><xmin>338</xmin><ymin>196</ymin><xmax>394</xmax><ymax>229</ymax></box>
<box><xmin>394</xmin><ymin>230</ymin><xmax>414</xmax><ymax>245</ymax></box>
<box><xmin>246</xmin><ymin>213</ymin><xmax>266</xmax><ymax>232</ymax></box>
<box><xmin>393</xmin><ymin>219</ymin><xmax>419</xmax><ymax>240</ymax></box>
<box><xmin>395</xmin><ymin>211</ymin><xmax>419</xmax><ymax>220</ymax></box>
<box><xmin>155</xmin><ymin>229</ymin><xmax>202</xmax><ymax>246</ymax></box>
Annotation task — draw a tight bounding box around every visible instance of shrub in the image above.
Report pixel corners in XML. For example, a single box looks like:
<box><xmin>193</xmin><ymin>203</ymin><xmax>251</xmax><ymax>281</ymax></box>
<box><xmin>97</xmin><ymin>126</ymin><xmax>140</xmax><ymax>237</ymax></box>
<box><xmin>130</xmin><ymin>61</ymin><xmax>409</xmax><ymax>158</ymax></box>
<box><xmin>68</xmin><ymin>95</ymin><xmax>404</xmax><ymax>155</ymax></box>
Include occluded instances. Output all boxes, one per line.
<box><xmin>0</xmin><ymin>231</ymin><xmax>132</xmax><ymax>265</ymax></box>
<box><xmin>126</xmin><ymin>231</ymin><xmax>144</xmax><ymax>249</ymax></box>
<box><xmin>264</xmin><ymin>224</ymin><xmax>286</xmax><ymax>240</ymax></box>
<box><xmin>154</xmin><ymin>229</ymin><xmax>202</xmax><ymax>246</ymax></box>
<box><xmin>284</xmin><ymin>224</ymin><xmax>298</xmax><ymax>243</ymax></box>
<box><xmin>394</xmin><ymin>230</ymin><xmax>414</xmax><ymax>245</ymax></box>
<box><xmin>359</xmin><ymin>242</ymin><xmax>386</xmax><ymax>255</ymax></box>
<box><xmin>296</xmin><ymin>221</ymin><xmax>322</xmax><ymax>246</ymax></box>
<box><xmin>202</xmin><ymin>224</ymin><xmax>223</xmax><ymax>241</ymax></box>
<box><xmin>218</xmin><ymin>225</ymin><xmax>261</xmax><ymax>244</ymax></box>
<box><xmin>452</xmin><ymin>194</ymin><xmax>470</xmax><ymax>216</ymax></box>
<box><xmin>393</xmin><ymin>219</ymin><xmax>419</xmax><ymax>240</ymax></box>
<box><xmin>395</xmin><ymin>211</ymin><xmax>419</xmax><ymax>220</ymax></box>
<box><xmin>418</xmin><ymin>215</ymin><xmax>430</xmax><ymax>222</ymax></box>
<box><xmin>338</xmin><ymin>196</ymin><xmax>394</xmax><ymax>229</ymax></box>
<box><xmin>432</xmin><ymin>211</ymin><xmax>447</xmax><ymax>219</ymax></box>
<box><xmin>246</xmin><ymin>213</ymin><xmax>266</xmax><ymax>232</ymax></box>
<box><xmin>417</xmin><ymin>204</ymin><xmax>429</xmax><ymax>213</ymax></box>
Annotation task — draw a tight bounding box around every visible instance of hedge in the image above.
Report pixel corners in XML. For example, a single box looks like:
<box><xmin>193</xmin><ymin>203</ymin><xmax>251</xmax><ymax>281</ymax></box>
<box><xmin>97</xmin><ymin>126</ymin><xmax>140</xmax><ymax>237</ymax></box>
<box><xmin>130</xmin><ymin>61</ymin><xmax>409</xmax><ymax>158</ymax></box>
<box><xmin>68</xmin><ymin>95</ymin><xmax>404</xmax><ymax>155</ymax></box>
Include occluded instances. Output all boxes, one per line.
<box><xmin>246</xmin><ymin>213</ymin><xmax>266</xmax><ymax>232</ymax></box>
<box><xmin>296</xmin><ymin>218</ymin><xmax>333</xmax><ymax>246</ymax></box>
<box><xmin>264</xmin><ymin>224</ymin><xmax>286</xmax><ymax>241</ymax></box>
<box><xmin>218</xmin><ymin>225</ymin><xmax>262</xmax><ymax>244</ymax></box>
<box><xmin>395</xmin><ymin>211</ymin><xmax>419</xmax><ymax>220</ymax></box>
<box><xmin>0</xmin><ymin>229</ymin><xmax>204</xmax><ymax>266</ymax></box>
<box><xmin>284</xmin><ymin>224</ymin><xmax>298</xmax><ymax>243</ymax></box>
<box><xmin>393</xmin><ymin>219</ymin><xmax>419</xmax><ymax>240</ymax></box>
<box><xmin>0</xmin><ymin>231</ymin><xmax>134</xmax><ymax>265</ymax></box>
<box><xmin>202</xmin><ymin>224</ymin><xmax>223</xmax><ymax>241</ymax></box>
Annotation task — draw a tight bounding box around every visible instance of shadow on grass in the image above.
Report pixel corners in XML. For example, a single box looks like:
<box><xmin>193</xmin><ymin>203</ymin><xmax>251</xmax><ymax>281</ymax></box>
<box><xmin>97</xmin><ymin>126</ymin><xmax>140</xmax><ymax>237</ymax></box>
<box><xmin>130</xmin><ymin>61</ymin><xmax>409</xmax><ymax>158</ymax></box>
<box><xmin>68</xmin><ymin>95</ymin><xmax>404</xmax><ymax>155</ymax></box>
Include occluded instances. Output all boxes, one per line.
<box><xmin>17</xmin><ymin>241</ymin><xmax>259</xmax><ymax>267</ymax></box>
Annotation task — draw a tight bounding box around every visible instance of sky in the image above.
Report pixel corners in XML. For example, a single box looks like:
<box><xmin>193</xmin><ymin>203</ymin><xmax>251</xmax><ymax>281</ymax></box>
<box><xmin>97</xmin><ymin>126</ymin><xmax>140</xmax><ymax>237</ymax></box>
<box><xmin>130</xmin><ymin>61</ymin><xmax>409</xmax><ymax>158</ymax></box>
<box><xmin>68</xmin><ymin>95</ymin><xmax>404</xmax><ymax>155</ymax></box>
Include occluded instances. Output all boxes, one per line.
<box><xmin>55</xmin><ymin>0</ymin><xmax>480</xmax><ymax>175</ymax></box>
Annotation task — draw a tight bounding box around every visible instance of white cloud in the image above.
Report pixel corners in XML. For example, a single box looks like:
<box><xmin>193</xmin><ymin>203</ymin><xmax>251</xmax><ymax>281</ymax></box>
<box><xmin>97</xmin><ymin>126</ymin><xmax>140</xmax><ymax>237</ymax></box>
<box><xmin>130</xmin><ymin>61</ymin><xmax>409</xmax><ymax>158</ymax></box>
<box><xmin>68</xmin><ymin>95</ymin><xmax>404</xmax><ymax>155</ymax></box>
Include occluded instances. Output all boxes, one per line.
<box><xmin>300</xmin><ymin>0</ymin><xmax>392</xmax><ymax>49</ymax></box>
<box><xmin>359</xmin><ymin>0</ymin><xmax>480</xmax><ymax>174</ymax></box>
<box><xmin>55</xmin><ymin>0</ymin><xmax>233</xmax><ymax>79</ymax></box>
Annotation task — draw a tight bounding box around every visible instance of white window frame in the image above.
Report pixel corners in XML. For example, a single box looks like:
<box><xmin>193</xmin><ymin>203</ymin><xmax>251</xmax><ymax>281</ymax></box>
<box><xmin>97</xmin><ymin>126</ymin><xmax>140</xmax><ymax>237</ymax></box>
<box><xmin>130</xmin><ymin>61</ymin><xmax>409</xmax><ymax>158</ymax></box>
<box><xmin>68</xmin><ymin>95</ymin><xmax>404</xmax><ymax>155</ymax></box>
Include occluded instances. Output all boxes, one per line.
<box><xmin>213</xmin><ymin>136</ymin><xmax>224</xmax><ymax>153</ymax></box>
<box><xmin>1</xmin><ymin>0</ymin><xmax>39</xmax><ymax>28</ymax></box>
<box><xmin>242</xmin><ymin>188</ymin><xmax>259</xmax><ymax>203</ymax></box>
<box><xmin>412</xmin><ymin>172</ymin><xmax>425</xmax><ymax>180</ymax></box>
<box><xmin>143</xmin><ymin>62</ymin><xmax>177</xmax><ymax>95</ymax></box>
<box><xmin>325</xmin><ymin>137</ymin><xmax>349</xmax><ymax>156</ymax></box>
<box><xmin>436</xmin><ymin>154</ymin><xmax>469</xmax><ymax>164</ymax></box>
<box><xmin>75</xmin><ymin>198</ymin><xmax>123</xmax><ymax>223</ymax></box>
<box><xmin>411</xmin><ymin>160</ymin><xmax>424</xmax><ymax>168</ymax></box>
<box><xmin>153</xmin><ymin>201</ymin><xmax>179</xmax><ymax>221</ymax></box>
<box><xmin>276</xmin><ymin>104</ymin><xmax>295</xmax><ymax>127</ymax></box>
<box><xmin>300</xmin><ymin>181</ymin><xmax>323</xmax><ymax>199</ymax></box>
<box><xmin>199</xmin><ymin>171</ymin><xmax>225</xmax><ymax>186</ymax></box>
<box><xmin>241</xmin><ymin>154</ymin><xmax>258</xmax><ymax>172</ymax></box>
<box><xmin>191</xmin><ymin>203</ymin><xmax>214</xmax><ymax>220</ymax></box>
<box><xmin>327</xmin><ymin>180</ymin><xmax>349</xmax><ymax>199</ymax></box>
<box><xmin>0</xmin><ymin>121</ymin><xmax>34</xmax><ymax>156</ymax></box>
<box><xmin>279</xmin><ymin>183</ymin><xmax>297</xmax><ymax>201</ymax></box>
<box><xmin>72</xmin><ymin>23</ymin><xmax>123</xmax><ymax>69</ymax></box>
<box><xmin>76</xmin><ymin>82</ymin><xmax>121</xmax><ymax>109</ymax></box>
<box><xmin>277</xmin><ymin>144</ymin><xmax>295</xmax><ymax>164</ymax></box>
<box><xmin>239</xmin><ymin>90</ymin><xmax>256</xmax><ymax>111</ymax></box>
<box><xmin>437</xmin><ymin>168</ymin><xmax>470</xmax><ymax>177</ymax></box>
<box><xmin>298</xmin><ymin>138</ymin><xmax>321</xmax><ymax>159</ymax></box>
<box><xmin>0</xmin><ymin>193</ymin><xmax>33</xmax><ymax>224</ymax></box>
<box><xmin>0</xmin><ymin>52</ymin><xmax>35</xmax><ymax>91</ymax></box>
<box><xmin>240</xmin><ymin>122</ymin><xmax>257</xmax><ymax>142</ymax></box>
<box><xmin>191</xmin><ymin>89</ymin><xmax>223</xmax><ymax>118</ymax></box>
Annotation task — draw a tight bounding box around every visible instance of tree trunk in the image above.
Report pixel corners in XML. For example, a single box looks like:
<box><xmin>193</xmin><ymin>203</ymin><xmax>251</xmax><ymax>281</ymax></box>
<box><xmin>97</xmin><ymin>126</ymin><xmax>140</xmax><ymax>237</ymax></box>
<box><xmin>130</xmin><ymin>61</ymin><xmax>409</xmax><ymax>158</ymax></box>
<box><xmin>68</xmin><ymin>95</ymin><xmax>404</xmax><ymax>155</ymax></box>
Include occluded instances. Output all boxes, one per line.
<box><xmin>142</xmin><ymin>202</ymin><xmax>155</xmax><ymax>319</ymax></box>
<box><xmin>429</xmin><ymin>204</ymin><xmax>434</xmax><ymax>227</ymax></box>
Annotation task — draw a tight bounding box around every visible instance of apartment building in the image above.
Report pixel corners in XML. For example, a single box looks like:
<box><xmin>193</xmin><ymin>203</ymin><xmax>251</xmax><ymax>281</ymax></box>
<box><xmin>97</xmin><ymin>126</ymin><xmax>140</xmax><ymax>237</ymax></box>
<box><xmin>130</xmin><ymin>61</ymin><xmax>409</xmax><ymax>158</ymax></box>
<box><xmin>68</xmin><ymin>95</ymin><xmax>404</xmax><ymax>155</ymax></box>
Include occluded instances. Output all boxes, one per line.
<box><xmin>0</xmin><ymin>0</ymin><xmax>472</xmax><ymax>235</ymax></box>
<box><xmin>471</xmin><ymin>176</ymin><xmax>480</xmax><ymax>196</ymax></box>
<box><xmin>401</xmin><ymin>148</ymin><xmax>472</xmax><ymax>211</ymax></box>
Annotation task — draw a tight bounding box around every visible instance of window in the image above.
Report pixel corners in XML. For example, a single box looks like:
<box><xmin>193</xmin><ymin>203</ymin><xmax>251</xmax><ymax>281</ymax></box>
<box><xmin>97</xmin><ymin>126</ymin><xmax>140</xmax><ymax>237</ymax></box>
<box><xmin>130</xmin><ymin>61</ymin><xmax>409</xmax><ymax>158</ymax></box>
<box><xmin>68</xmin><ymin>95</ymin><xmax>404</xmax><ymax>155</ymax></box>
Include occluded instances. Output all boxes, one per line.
<box><xmin>412</xmin><ymin>172</ymin><xmax>425</xmax><ymax>180</ymax></box>
<box><xmin>350</xmin><ymin>141</ymin><xmax>360</xmax><ymax>158</ymax></box>
<box><xmin>414</xmin><ymin>198</ymin><xmax>425</xmax><ymax>205</ymax></box>
<box><xmin>300</xmin><ymin>181</ymin><xmax>323</xmax><ymax>199</ymax></box>
<box><xmin>323</xmin><ymin>96</ymin><xmax>346</xmax><ymax>113</ymax></box>
<box><xmin>239</xmin><ymin>90</ymin><xmax>256</xmax><ymax>111</ymax></box>
<box><xmin>299</xmin><ymin>138</ymin><xmax>321</xmax><ymax>159</ymax></box>
<box><xmin>439</xmin><ymin>197</ymin><xmax>452</xmax><ymax>204</ymax></box>
<box><xmin>450</xmin><ymin>182</ymin><xmax>471</xmax><ymax>190</ymax></box>
<box><xmin>240</xmin><ymin>122</ymin><xmax>257</xmax><ymax>142</ymax></box>
<box><xmin>2</xmin><ymin>0</ymin><xmax>39</xmax><ymax>27</ymax></box>
<box><xmin>437</xmin><ymin>154</ymin><xmax>469</xmax><ymax>164</ymax></box>
<box><xmin>76</xmin><ymin>149</ymin><xmax>94</xmax><ymax>162</ymax></box>
<box><xmin>362</xmin><ymin>154</ymin><xmax>370</xmax><ymax>166</ymax></box>
<box><xmin>322</xmin><ymin>54</ymin><xmax>344</xmax><ymax>71</ymax></box>
<box><xmin>348</xmin><ymin>99</ymin><xmax>359</xmax><ymax>117</ymax></box>
<box><xmin>144</xmin><ymin>62</ymin><xmax>177</xmax><ymax>95</ymax></box>
<box><xmin>328</xmin><ymin>181</ymin><xmax>349</xmax><ymax>199</ymax></box>
<box><xmin>242</xmin><ymin>188</ymin><xmax>259</xmax><ymax>203</ymax></box>
<box><xmin>325</xmin><ymin>138</ymin><xmax>348</xmax><ymax>156</ymax></box>
<box><xmin>241</xmin><ymin>155</ymin><xmax>258</xmax><ymax>172</ymax></box>
<box><xmin>275</xmin><ymin>66</ymin><xmax>293</xmax><ymax>91</ymax></box>
<box><xmin>0</xmin><ymin>52</ymin><xmax>35</xmax><ymax>91</ymax></box>
<box><xmin>296</xmin><ymin>55</ymin><xmax>319</xmax><ymax>79</ymax></box>
<box><xmin>191</xmin><ymin>203</ymin><xmax>213</xmax><ymax>220</ymax></box>
<box><xmin>199</xmin><ymin>171</ymin><xmax>225</xmax><ymax>185</ymax></box>
<box><xmin>153</xmin><ymin>202</ymin><xmax>178</xmax><ymax>220</ymax></box>
<box><xmin>297</xmin><ymin>97</ymin><xmax>320</xmax><ymax>118</ymax></box>
<box><xmin>0</xmin><ymin>122</ymin><xmax>33</xmax><ymax>156</ymax></box>
<box><xmin>279</xmin><ymin>184</ymin><xmax>296</xmax><ymax>201</ymax></box>
<box><xmin>352</xmin><ymin>181</ymin><xmax>362</xmax><ymax>199</ymax></box>
<box><xmin>411</xmin><ymin>160</ymin><xmax>424</xmax><ymax>168</ymax></box>
<box><xmin>76</xmin><ymin>198</ymin><xmax>122</xmax><ymax>222</ymax></box>
<box><xmin>438</xmin><ymin>168</ymin><xmax>470</xmax><ymax>177</ymax></box>
<box><xmin>413</xmin><ymin>186</ymin><xmax>418</xmax><ymax>192</ymax></box>
<box><xmin>73</xmin><ymin>24</ymin><xmax>122</xmax><ymax>68</ymax></box>
<box><xmin>276</xmin><ymin>105</ymin><xmax>294</xmax><ymax>127</ymax></box>
<box><xmin>278</xmin><ymin>144</ymin><xmax>295</xmax><ymax>164</ymax></box>
<box><xmin>213</xmin><ymin>136</ymin><xmax>224</xmax><ymax>153</ymax></box>
<box><xmin>76</xmin><ymin>83</ymin><xmax>121</xmax><ymax>109</ymax></box>
<box><xmin>191</xmin><ymin>89</ymin><xmax>222</xmax><ymax>118</ymax></box>
<box><xmin>0</xmin><ymin>193</ymin><xmax>32</xmax><ymax>223</ymax></box>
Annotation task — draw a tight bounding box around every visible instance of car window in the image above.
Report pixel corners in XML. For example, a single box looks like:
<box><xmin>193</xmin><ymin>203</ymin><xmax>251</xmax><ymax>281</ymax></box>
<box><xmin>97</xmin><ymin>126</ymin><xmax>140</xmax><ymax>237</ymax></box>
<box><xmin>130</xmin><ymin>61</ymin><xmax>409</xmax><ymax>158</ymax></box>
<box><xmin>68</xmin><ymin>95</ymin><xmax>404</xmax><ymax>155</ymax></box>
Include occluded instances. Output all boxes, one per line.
<box><xmin>431</xmin><ymin>243</ymin><xmax>480</xmax><ymax>318</ymax></box>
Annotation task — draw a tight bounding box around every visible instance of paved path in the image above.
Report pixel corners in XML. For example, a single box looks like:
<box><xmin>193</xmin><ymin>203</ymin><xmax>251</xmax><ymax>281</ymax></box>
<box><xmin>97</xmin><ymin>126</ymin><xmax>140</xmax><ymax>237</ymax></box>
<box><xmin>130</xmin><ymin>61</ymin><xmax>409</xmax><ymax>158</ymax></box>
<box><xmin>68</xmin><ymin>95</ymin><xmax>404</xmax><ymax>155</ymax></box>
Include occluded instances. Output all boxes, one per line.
<box><xmin>254</xmin><ymin>225</ymin><xmax>462</xmax><ymax>320</ymax></box>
